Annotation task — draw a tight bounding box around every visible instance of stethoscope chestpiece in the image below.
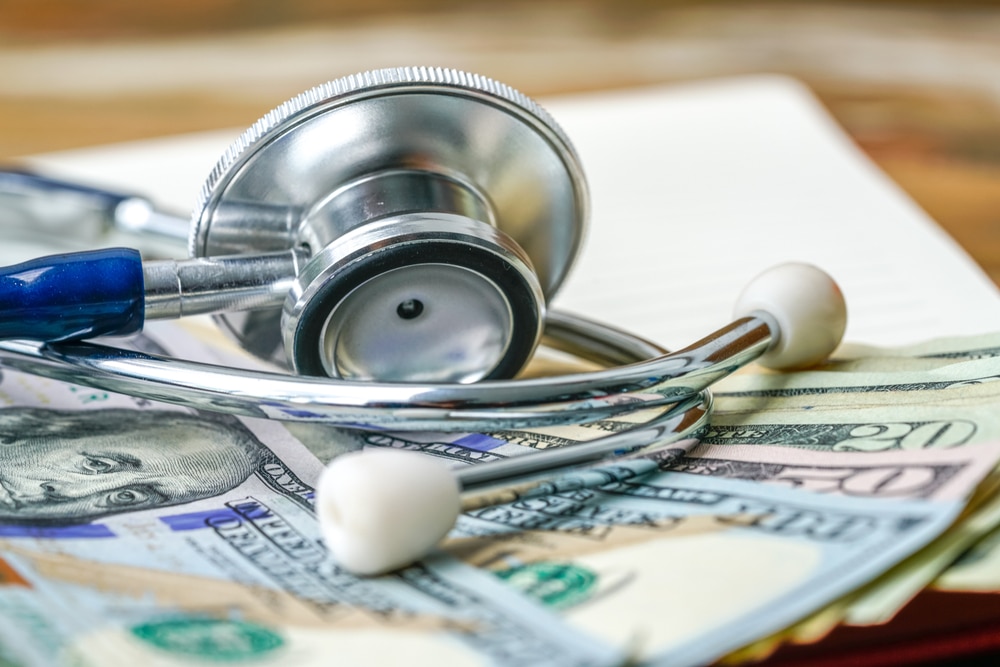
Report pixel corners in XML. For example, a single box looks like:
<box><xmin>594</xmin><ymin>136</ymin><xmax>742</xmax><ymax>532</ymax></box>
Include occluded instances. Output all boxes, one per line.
<box><xmin>190</xmin><ymin>67</ymin><xmax>589</xmax><ymax>383</ymax></box>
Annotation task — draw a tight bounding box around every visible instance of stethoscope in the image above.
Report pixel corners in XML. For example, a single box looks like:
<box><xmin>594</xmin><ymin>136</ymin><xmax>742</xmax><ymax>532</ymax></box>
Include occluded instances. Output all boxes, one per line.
<box><xmin>0</xmin><ymin>67</ymin><xmax>847</xmax><ymax>574</ymax></box>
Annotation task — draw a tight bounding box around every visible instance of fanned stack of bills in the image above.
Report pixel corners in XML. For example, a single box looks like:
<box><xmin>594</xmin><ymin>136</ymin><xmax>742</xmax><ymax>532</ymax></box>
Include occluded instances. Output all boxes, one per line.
<box><xmin>342</xmin><ymin>331</ymin><xmax>1000</xmax><ymax>665</ymax></box>
<box><xmin>9</xmin><ymin>74</ymin><xmax>1000</xmax><ymax>665</ymax></box>
<box><xmin>0</xmin><ymin>324</ymin><xmax>625</xmax><ymax>667</ymax></box>
<box><xmin>707</xmin><ymin>334</ymin><xmax>1000</xmax><ymax>663</ymax></box>
<box><xmin>2</xmin><ymin>322</ymin><xmax>1000</xmax><ymax>666</ymax></box>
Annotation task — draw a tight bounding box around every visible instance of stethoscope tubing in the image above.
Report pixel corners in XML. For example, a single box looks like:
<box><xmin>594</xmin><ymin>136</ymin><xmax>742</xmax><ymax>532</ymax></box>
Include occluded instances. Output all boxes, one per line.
<box><xmin>0</xmin><ymin>310</ymin><xmax>770</xmax><ymax>432</ymax></box>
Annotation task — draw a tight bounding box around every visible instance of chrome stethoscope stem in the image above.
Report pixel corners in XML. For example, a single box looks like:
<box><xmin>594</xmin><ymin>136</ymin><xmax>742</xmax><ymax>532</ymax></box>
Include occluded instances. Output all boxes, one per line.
<box><xmin>0</xmin><ymin>246</ymin><xmax>310</xmax><ymax>343</ymax></box>
<box><xmin>142</xmin><ymin>249</ymin><xmax>307</xmax><ymax>320</ymax></box>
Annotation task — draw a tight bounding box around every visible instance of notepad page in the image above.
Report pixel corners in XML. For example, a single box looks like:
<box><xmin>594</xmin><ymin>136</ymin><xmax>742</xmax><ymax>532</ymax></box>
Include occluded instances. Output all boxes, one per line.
<box><xmin>23</xmin><ymin>75</ymin><xmax>1000</xmax><ymax>350</ymax></box>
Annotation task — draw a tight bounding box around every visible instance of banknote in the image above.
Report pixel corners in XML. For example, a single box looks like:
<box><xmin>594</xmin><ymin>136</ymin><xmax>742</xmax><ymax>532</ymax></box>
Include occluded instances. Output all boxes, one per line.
<box><xmin>936</xmin><ymin>520</ymin><xmax>1000</xmax><ymax>590</ymax></box>
<box><xmin>637</xmin><ymin>439</ymin><xmax>1000</xmax><ymax>661</ymax></box>
<box><xmin>841</xmin><ymin>482</ymin><xmax>1000</xmax><ymax>625</ymax></box>
<box><xmin>677</xmin><ymin>441</ymin><xmax>1000</xmax><ymax>502</ymax></box>
<box><xmin>748</xmin><ymin>485</ymin><xmax>1000</xmax><ymax>658</ymax></box>
<box><xmin>705</xmin><ymin>384</ymin><xmax>1000</xmax><ymax>453</ymax></box>
<box><xmin>120</xmin><ymin>326</ymin><xmax>1000</xmax><ymax>647</ymax></box>
<box><xmin>700</xmin><ymin>352</ymin><xmax>1000</xmax><ymax>629</ymax></box>
<box><xmin>440</xmin><ymin>468</ymin><xmax>963</xmax><ymax>667</ymax></box>
<box><xmin>832</xmin><ymin>331</ymin><xmax>1000</xmax><ymax>363</ymax></box>
<box><xmin>714</xmin><ymin>354</ymin><xmax>1000</xmax><ymax>401</ymax></box>
<box><xmin>737</xmin><ymin>331</ymin><xmax>1000</xmax><ymax>375</ymax></box>
<box><xmin>322</xmin><ymin>358</ymin><xmax>1000</xmax><ymax>635</ymax></box>
<box><xmin>0</xmin><ymin>330</ymin><xmax>624</xmax><ymax>667</ymax></box>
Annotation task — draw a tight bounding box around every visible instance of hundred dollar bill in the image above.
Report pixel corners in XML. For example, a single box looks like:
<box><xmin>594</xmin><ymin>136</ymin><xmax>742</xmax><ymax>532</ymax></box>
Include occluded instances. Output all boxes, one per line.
<box><xmin>843</xmin><ymin>481</ymin><xmax>1000</xmax><ymax>624</ymax></box>
<box><xmin>728</xmin><ymin>475</ymin><xmax>1000</xmax><ymax>659</ymax></box>
<box><xmin>683</xmin><ymin>437</ymin><xmax>1000</xmax><ymax>625</ymax></box>
<box><xmin>0</xmin><ymin>327</ymin><xmax>622</xmax><ymax>667</ymax></box>
<box><xmin>657</xmin><ymin>441</ymin><xmax>1000</xmax><ymax>662</ymax></box>
<box><xmin>439</xmin><ymin>468</ymin><xmax>964</xmax><ymax>667</ymax></box>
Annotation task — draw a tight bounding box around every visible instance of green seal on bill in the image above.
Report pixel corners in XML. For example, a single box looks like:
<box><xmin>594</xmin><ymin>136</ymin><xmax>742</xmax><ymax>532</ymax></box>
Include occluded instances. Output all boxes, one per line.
<box><xmin>495</xmin><ymin>561</ymin><xmax>597</xmax><ymax>609</ymax></box>
<box><xmin>130</xmin><ymin>618</ymin><xmax>284</xmax><ymax>661</ymax></box>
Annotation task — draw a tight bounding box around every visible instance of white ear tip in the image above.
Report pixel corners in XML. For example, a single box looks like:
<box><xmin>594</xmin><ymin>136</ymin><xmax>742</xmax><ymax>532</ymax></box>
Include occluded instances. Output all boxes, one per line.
<box><xmin>733</xmin><ymin>262</ymin><xmax>847</xmax><ymax>370</ymax></box>
<box><xmin>317</xmin><ymin>448</ymin><xmax>461</xmax><ymax>576</ymax></box>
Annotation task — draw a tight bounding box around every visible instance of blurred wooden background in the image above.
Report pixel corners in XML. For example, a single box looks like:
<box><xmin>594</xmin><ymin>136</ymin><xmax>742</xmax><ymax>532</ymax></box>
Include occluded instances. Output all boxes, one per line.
<box><xmin>1</xmin><ymin>0</ymin><xmax>999</xmax><ymax>283</ymax></box>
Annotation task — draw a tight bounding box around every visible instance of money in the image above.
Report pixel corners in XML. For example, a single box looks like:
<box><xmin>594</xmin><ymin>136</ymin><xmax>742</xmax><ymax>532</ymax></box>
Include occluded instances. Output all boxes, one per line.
<box><xmin>336</xmin><ymin>358</ymin><xmax>998</xmax><ymax>663</ymax></box>
<box><xmin>324</xmin><ymin>350</ymin><xmax>1000</xmax><ymax>642</ymax></box>
<box><xmin>705</xmin><ymin>389</ymin><xmax>1000</xmax><ymax>453</ymax></box>
<box><xmin>333</xmin><ymin>333</ymin><xmax>1000</xmax><ymax>658</ymax></box>
<box><xmin>6</xmin><ymin>318</ymin><xmax>995</xmax><ymax>666</ymax></box>
<box><xmin>936</xmin><ymin>521</ymin><xmax>1000</xmax><ymax>590</ymax></box>
<box><xmin>504</xmin><ymin>339</ymin><xmax>1000</xmax><ymax>638</ymax></box>
<box><xmin>842</xmin><ymin>483</ymin><xmax>1000</xmax><ymax>624</ymax></box>
<box><xmin>832</xmin><ymin>332</ymin><xmax>1000</xmax><ymax>363</ymax></box>
<box><xmin>0</xmin><ymin>328</ymin><xmax>623</xmax><ymax>667</ymax></box>
<box><xmin>441</xmin><ymin>467</ymin><xmax>964</xmax><ymax>667</ymax></box>
<box><xmin>714</xmin><ymin>354</ymin><xmax>1000</xmax><ymax>404</ymax></box>
<box><xmin>703</xmin><ymin>345</ymin><xmax>1000</xmax><ymax>628</ymax></box>
<box><xmin>638</xmin><ymin>439</ymin><xmax>1000</xmax><ymax>661</ymax></box>
<box><xmin>677</xmin><ymin>441</ymin><xmax>1000</xmax><ymax>502</ymax></box>
<box><xmin>660</xmin><ymin>340</ymin><xmax>1000</xmax><ymax>658</ymax></box>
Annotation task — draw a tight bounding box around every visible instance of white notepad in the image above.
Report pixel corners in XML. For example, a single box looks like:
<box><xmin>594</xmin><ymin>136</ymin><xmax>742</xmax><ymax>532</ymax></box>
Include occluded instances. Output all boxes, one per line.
<box><xmin>21</xmin><ymin>75</ymin><xmax>1000</xmax><ymax>350</ymax></box>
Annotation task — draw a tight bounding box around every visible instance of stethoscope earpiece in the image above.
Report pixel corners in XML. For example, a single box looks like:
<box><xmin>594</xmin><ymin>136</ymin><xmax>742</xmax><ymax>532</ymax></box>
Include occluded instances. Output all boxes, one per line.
<box><xmin>318</xmin><ymin>447</ymin><xmax>462</xmax><ymax>576</ymax></box>
<box><xmin>734</xmin><ymin>262</ymin><xmax>847</xmax><ymax>370</ymax></box>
